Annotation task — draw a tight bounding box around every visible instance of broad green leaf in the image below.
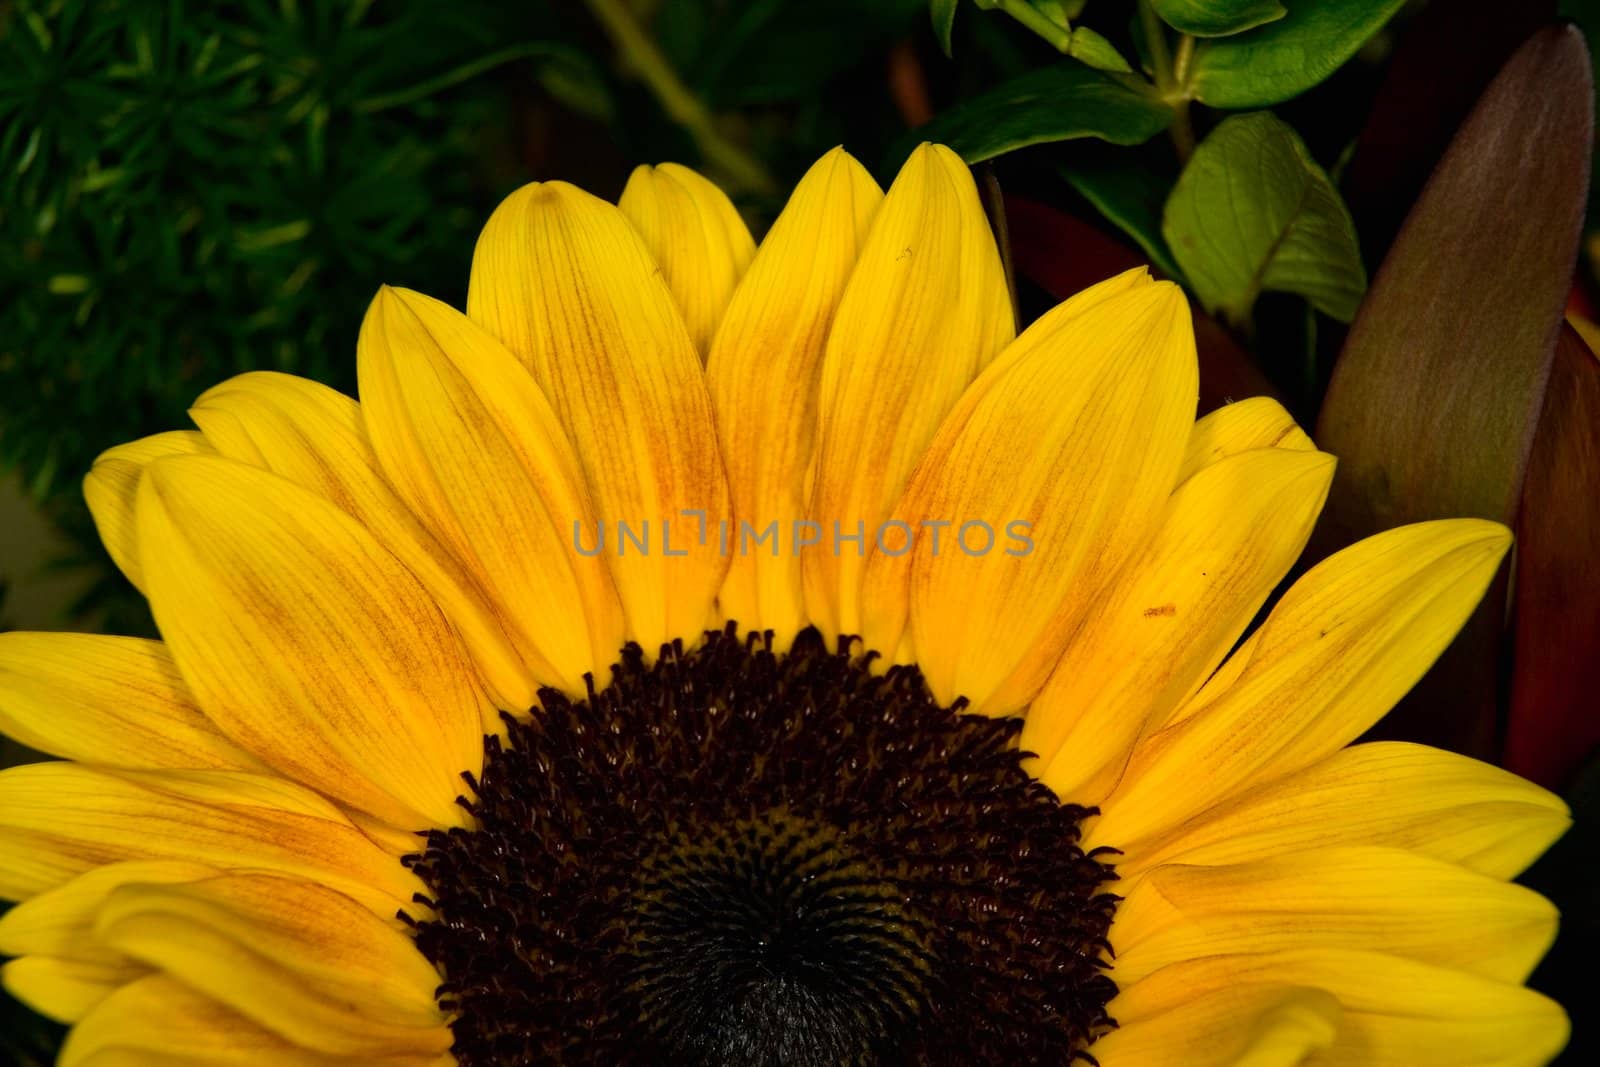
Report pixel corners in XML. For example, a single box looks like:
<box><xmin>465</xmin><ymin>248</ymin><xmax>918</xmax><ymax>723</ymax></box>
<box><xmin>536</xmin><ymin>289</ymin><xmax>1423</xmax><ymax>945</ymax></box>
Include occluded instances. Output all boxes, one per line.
<box><xmin>1163</xmin><ymin>112</ymin><xmax>1364</xmax><ymax>322</ymax></box>
<box><xmin>1060</xmin><ymin>159</ymin><xmax>1184</xmax><ymax>280</ymax></box>
<box><xmin>932</xmin><ymin>0</ymin><xmax>959</xmax><ymax>56</ymax></box>
<box><xmin>1190</xmin><ymin>0</ymin><xmax>1408</xmax><ymax>108</ymax></box>
<box><xmin>903</xmin><ymin>64</ymin><xmax>1172</xmax><ymax>166</ymax></box>
<box><xmin>1151</xmin><ymin>0</ymin><xmax>1285</xmax><ymax>38</ymax></box>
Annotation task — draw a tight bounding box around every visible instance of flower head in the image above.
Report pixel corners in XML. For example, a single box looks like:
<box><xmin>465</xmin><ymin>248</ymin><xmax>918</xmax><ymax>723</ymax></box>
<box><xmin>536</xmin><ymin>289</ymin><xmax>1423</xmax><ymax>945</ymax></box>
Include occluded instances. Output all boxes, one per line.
<box><xmin>0</xmin><ymin>145</ymin><xmax>1571</xmax><ymax>1066</ymax></box>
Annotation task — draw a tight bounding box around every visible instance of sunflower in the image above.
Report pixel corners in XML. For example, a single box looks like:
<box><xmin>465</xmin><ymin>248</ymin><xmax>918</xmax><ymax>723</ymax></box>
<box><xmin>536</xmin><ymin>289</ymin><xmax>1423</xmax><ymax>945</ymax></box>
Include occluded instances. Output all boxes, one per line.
<box><xmin>0</xmin><ymin>144</ymin><xmax>1572</xmax><ymax>1066</ymax></box>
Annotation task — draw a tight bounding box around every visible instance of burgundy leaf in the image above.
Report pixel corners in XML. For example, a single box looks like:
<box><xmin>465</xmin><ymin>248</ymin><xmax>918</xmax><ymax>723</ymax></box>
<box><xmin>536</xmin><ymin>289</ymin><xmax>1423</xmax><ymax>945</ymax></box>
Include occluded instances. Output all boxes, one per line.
<box><xmin>1507</xmin><ymin>322</ymin><xmax>1600</xmax><ymax>789</ymax></box>
<box><xmin>1343</xmin><ymin>0</ymin><xmax>1555</xmax><ymax>264</ymax></box>
<box><xmin>1312</xmin><ymin>25</ymin><xmax>1593</xmax><ymax>757</ymax></box>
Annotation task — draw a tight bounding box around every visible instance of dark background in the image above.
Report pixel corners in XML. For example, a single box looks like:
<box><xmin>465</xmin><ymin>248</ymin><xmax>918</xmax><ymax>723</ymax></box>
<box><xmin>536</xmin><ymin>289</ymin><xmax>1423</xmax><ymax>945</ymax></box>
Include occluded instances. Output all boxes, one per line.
<box><xmin>1</xmin><ymin>0</ymin><xmax>1595</xmax><ymax>1062</ymax></box>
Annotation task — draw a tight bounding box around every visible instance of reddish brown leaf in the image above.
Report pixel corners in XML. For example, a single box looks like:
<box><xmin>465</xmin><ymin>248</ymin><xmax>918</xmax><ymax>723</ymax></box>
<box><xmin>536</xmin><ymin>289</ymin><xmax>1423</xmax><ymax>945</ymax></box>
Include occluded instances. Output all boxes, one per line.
<box><xmin>1507</xmin><ymin>322</ymin><xmax>1600</xmax><ymax>789</ymax></box>
<box><xmin>1343</xmin><ymin>0</ymin><xmax>1555</xmax><ymax>264</ymax></box>
<box><xmin>1003</xmin><ymin>194</ymin><xmax>1276</xmax><ymax>414</ymax></box>
<box><xmin>1312</xmin><ymin>25</ymin><xmax>1593</xmax><ymax>757</ymax></box>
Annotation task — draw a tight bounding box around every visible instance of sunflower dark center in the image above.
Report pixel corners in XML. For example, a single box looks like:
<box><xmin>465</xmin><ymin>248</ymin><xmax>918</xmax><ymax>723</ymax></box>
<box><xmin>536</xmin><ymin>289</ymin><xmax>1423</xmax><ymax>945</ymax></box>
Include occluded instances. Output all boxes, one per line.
<box><xmin>630</xmin><ymin>810</ymin><xmax>933</xmax><ymax>1063</ymax></box>
<box><xmin>401</xmin><ymin>625</ymin><xmax>1120</xmax><ymax>1066</ymax></box>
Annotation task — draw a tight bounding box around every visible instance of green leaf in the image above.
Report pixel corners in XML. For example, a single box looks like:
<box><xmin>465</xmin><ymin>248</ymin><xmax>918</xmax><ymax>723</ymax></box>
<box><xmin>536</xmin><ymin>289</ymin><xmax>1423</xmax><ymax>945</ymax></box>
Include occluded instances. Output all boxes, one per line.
<box><xmin>932</xmin><ymin>0</ymin><xmax>959</xmax><ymax>56</ymax></box>
<box><xmin>1162</xmin><ymin>112</ymin><xmax>1365</xmax><ymax>323</ymax></box>
<box><xmin>1151</xmin><ymin>0</ymin><xmax>1285</xmax><ymax>38</ymax></box>
<box><xmin>1060</xmin><ymin>159</ymin><xmax>1184</xmax><ymax>280</ymax></box>
<box><xmin>902</xmin><ymin>64</ymin><xmax>1172</xmax><ymax>165</ymax></box>
<box><xmin>1189</xmin><ymin>0</ymin><xmax>1407</xmax><ymax>108</ymax></box>
<box><xmin>1067</xmin><ymin>26</ymin><xmax>1133</xmax><ymax>73</ymax></box>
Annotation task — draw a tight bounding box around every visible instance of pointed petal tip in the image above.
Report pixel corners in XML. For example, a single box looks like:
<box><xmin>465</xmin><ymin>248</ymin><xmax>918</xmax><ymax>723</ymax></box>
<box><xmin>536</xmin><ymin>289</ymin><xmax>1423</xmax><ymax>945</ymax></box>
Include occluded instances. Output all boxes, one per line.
<box><xmin>490</xmin><ymin>177</ymin><xmax>599</xmax><ymax>217</ymax></box>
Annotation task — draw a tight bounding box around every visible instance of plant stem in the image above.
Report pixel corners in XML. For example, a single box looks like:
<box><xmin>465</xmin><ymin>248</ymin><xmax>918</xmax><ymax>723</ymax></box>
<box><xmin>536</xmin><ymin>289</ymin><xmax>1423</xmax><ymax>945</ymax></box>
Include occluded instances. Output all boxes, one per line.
<box><xmin>1168</xmin><ymin>98</ymin><xmax>1196</xmax><ymax>161</ymax></box>
<box><xmin>1137</xmin><ymin>0</ymin><xmax>1197</xmax><ymax>163</ymax></box>
<box><xmin>975</xmin><ymin>0</ymin><xmax>1074</xmax><ymax>52</ymax></box>
<box><xmin>1138</xmin><ymin>0</ymin><xmax>1174</xmax><ymax>85</ymax></box>
<box><xmin>1172</xmin><ymin>31</ymin><xmax>1196</xmax><ymax>85</ymax></box>
<box><xmin>582</xmin><ymin>0</ymin><xmax>777</xmax><ymax>196</ymax></box>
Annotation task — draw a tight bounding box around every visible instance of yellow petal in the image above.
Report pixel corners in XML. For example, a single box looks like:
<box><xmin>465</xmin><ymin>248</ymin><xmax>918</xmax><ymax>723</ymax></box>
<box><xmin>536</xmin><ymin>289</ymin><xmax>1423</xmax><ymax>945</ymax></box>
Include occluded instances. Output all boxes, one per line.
<box><xmin>1</xmin><ymin>956</ymin><xmax>140</xmax><ymax>1024</ymax></box>
<box><xmin>111</xmin><ymin>767</ymin><xmax>354</xmax><ymax>821</ymax></box>
<box><xmin>0</xmin><ymin>763</ymin><xmax>421</xmax><ymax>917</ymax></box>
<box><xmin>0</xmin><ymin>633</ymin><xmax>262</xmax><ymax>772</ymax></box>
<box><xmin>96</xmin><ymin>874</ymin><xmax>450</xmax><ymax>1058</ymax></box>
<box><xmin>1091</xmin><ymin>519</ymin><xmax>1511</xmax><ymax>852</ymax></box>
<box><xmin>863</xmin><ymin>279</ymin><xmax>1196</xmax><ymax>712</ymax></box>
<box><xmin>619</xmin><ymin>162</ymin><xmax>756</xmax><ymax>357</ymax></box>
<box><xmin>802</xmin><ymin>143</ymin><xmax>1015</xmax><ymax>640</ymax></box>
<box><xmin>82</xmin><ymin>431</ymin><xmax>212</xmax><ymax>593</ymax></box>
<box><xmin>1120</xmin><ymin>741</ymin><xmax>1571</xmax><ymax>880</ymax></box>
<box><xmin>1172</xmin><ymin>625</ymin><xmax>1261</xmax><ymax>720</ymax></box>
<box><xmin>60</xmin><ymin>975</ymin><xmax>445</xmax><ymax>1067</ymax></box>
<box><xmin>0</xmin><ymin>860</ymin><xmax>218</xmax><ymax>964</ymax></box>
<box><xmin>707</xmin><ymin>148</ymin><xmax>882</xmax><ymax>644</ymax></box>
<box><xmin>190</xmin><ymin>370</ymin><xmax>539</xmax><ymax>712</ymax></box>
<box><xmin>858</xmin><ymin>266</ymin><xmax>1155</xmax><ymax>669</ymax></box>
<box><xmin>358</xmin><ymin>287</ymin><xmax>624</xmax><ymax>695</ymax></box>
<box><xmin>137</xmin><ymin>454</ymin><xmax>485</xmax><ymax>829</ymax></box>
<box><xmin>1023</xmin><ymin>447</ymin><xmax>1334</xmax><ymax>802</ymax></box>
<box><xmin>467</xmin><ymin>181</ymin><xmax>731</xmax><ymax>652</ymax></box>
<box><xmin>1179</xmin><ymin>396</ymin><xmax>1315</xmax><ymax>484</ymax></box>
<box><xmin>1092</xmin><ymin>981</ymin><xmax>1341</xmax><ymax>1067</ymax></box>
<box><xmin>1113</xmin><ymin>846</ymin><xmax>1558</xmax><ymax>987</ymax></box>
<box><xmin>1118</xmin><ymin>950</ymin><xmax>1569</xmax><ymax>1067</ymax></box>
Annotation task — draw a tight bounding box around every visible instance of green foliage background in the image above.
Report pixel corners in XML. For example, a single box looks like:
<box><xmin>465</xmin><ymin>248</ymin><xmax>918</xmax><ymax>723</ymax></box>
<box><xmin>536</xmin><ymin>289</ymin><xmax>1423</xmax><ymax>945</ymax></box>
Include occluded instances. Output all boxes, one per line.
<box><xmin>1</xmin><ymin>0</ymin><xmax>1596</xmax><ymax>1062</ymax></box>
<box><xmin>0</xmin><ymin>0</ymin><xmax>941</xmax><ymax>636</ymax></box>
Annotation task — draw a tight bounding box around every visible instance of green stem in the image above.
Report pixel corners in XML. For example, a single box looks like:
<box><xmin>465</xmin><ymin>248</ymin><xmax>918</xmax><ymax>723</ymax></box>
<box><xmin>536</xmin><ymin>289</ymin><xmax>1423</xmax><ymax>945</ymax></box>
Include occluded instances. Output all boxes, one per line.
<box><xmin>1172</xmin><ymin>32</ymin><xmax>1196</xmax><ymax>86</ymax></box>
<box><xmin>583</xmin><ymin>0</ymin><xmax>777</xmax><ymax>196</ymax></box>
<box><xmin>975</xmin><ymin>0</ymin><xmax>1073</xmax><ymax>52</ymax></box>
<box><xmin>1168</xmin><ymin>98</ymin><xmax>1196</xmax><ymax>162</ymax></box>
<box><xmin>1138</xmin><ymin>0</ymin><xmax>1174</xmax><ymax>86</ymax></box>
<box><xmin>1137</xmin><ymin>1</ymin><xmax>1196</xmax><ymax>163</ymax></box>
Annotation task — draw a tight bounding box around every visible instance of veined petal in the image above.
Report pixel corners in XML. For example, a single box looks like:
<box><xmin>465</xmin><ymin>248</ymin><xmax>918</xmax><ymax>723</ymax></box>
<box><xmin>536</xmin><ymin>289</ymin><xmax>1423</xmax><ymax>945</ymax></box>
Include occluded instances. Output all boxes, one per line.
<box><xmin>111</xmin><ymin>768</ymin><xmax>353</xmax><ymax>822</ymax></box>
<box><xmin>803</xmin><ymin>143</ymin><xmax>1015</xmax><ymax>640</ymax></box>
<box><xmin>1024</xmin><ymin>448</ymin><xmax>1334</xmax><ymax>802</ymax></box>
<box><xmin>82</xmin><ymin>431</ymin><xmax>212</xmax><ymax>593</ymax></box>
<box><xmin>707</xmin><ymin>148</ymin><xmax>882</xmax><ymax>643</ymax></box>
<box><xmin>0</xmin><ymin>860</ymin><xmax>218</xmax><ymax>964</ymax></box>
<box><xmin>1179</xmin><ymin>396</ymin><xmax>1315</xmax><ymax>484</ymax></box>
<box><xmin>1120</xmin><ymin>741</ymin><xmax>1571</xmax><ymax>879</ymax></box>
<box><xmin>137</xmin><ymin>454</ymin><xmax>485</xmax><ymax>829</ymax></box>
<box><xmin>0</xmin><ymin>633</ymin><xmax>262</xmax><ymax>772</ymax></box>
<box><xmin>0</xmin><ymin>763</ymin><xmax>421</xmax><ymax>918</ymax></box>
<box><xmin>1</xmin><ymin>956</ymin><xmax>140</xmax><ymax>1024</ymax></box>
<box><xmin>859</xmin><ymin>266</ymin><xmax>1153</xmax><ymax>667</ymax></box>
<box><xmin>96</xmin><ymin>874</ymin><xmax>450</xmax><ymax>1058</ymax></box>
<box><xmin>1092</xmin><ymin>981</ymin><xmax>1340</xmax><ymax>1067</ymax></box>
<box><xmin>358</xmin><ymin>287</ymin><xmax>624</xmax><ymax>695</ymax></box>
<box><xmin>619</xmin><ymin>162</ymin><xmax>756</xmax><ymax>357</ymax></box>
<box><xmin>1117</xmin><ymin>950</ymin><xmax>1569</xmax><ymax>1067</ymax></box>
<box><xmin>190</xmin><ymin>371</ymin><xmax>539</xmax><ymax>712</ymax></box>
<box><xmin>1091</xmin><ymin>520</ymin><xmax>1511</xmax><ymax>852</ymax></box>
<box><xmin>60</xmin><ymin>975</ymin><xmax>446</xmax><ymax>1067</ymax></box>
<box><xmin>862</xmin><ymin>278</ymin><xmax>1196</xmax><ymax>713</ymax></box>
<box><xmin>468</xmin><ymin>181</ymin><xmax>731</xmax><ymax>652</ymax></box>
<box><xmin>1175</xmin><ymin>626</ymin><xmax>1261</xmax><ymax>719</ymax></box>
<box><xmin>1112</xmin><ymin>846</ymin><xmax>1558</xmax><ymax>987</ymax></box>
